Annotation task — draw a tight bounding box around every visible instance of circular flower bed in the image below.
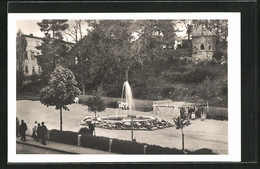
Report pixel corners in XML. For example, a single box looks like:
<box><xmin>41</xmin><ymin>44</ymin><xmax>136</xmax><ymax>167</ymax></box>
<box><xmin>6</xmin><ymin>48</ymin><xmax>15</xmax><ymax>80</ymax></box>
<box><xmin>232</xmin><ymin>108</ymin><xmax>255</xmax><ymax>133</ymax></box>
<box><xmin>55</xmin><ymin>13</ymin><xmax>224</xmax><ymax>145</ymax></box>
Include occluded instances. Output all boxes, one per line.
<box><xmin>81</xmin><ymin>115</ymin><xmax>174</xmax><ymax>130</ymax></box>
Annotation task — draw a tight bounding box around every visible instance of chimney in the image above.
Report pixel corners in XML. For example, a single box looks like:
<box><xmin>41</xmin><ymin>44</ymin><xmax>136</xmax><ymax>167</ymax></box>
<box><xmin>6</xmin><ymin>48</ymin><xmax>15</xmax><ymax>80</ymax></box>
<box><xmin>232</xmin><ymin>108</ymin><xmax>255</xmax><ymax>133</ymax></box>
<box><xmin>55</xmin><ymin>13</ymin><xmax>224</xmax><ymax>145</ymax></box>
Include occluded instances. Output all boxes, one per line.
<box><xmin>29</xmin><ymin>34</ymin><xmax>33</xmax><ymax>37</ymax></box>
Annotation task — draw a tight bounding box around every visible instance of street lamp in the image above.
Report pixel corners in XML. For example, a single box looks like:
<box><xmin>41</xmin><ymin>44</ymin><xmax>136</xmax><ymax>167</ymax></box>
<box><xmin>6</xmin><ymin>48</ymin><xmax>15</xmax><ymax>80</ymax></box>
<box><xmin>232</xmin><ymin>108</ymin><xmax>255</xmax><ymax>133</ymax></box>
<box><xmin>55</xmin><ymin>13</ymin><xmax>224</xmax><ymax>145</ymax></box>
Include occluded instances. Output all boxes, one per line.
<box><xmin>127</xmin><ymin>114</ymin><xmax>136</xmax><ymax>142</ymax></box>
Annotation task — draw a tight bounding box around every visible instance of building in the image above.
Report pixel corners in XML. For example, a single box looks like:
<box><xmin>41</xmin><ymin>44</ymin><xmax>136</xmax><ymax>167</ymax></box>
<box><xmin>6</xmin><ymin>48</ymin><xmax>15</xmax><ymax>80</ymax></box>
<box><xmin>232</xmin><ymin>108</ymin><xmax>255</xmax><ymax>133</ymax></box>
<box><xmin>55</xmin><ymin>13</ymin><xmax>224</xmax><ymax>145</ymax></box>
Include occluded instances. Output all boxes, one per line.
<box><xmin>21</xmin><ymin>34</ymin><xmax>43</xmax><ymax>76</ymax></box>
<box><xmin>191</xmin><ymin>26</ymin><xmax>218</xmax><ymax>61</ymax></box>
<box><xmin>21</xmin><ymin>34</ymin><xmax>74</xmax><ymax>77</ymax></box>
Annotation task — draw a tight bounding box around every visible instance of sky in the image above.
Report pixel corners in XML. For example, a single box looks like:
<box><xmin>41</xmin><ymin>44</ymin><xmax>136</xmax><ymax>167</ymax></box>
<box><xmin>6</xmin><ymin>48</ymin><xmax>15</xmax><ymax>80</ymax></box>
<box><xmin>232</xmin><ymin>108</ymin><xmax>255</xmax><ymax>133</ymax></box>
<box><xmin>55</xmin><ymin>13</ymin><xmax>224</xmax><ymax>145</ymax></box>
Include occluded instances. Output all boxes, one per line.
<box><xmin>16</xmin><ymin>20</ymin><xmax>187</xmax><ymax>42</ymax></box>
<box><xmin>16</xmin><ymin>20</ymin><xmax>45</xmax><ymax>38</ymax></box>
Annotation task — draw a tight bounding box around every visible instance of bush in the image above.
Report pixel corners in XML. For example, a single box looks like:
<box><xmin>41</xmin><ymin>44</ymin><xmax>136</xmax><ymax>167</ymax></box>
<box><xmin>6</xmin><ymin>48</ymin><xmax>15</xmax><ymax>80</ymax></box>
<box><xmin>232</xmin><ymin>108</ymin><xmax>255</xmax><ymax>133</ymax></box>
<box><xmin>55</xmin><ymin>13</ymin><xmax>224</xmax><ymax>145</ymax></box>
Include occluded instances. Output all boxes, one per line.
<box><xmin>49</xmin><ymin>130</ymin><xmax>78</xmax><ymax>146</ymax></box>
<box><xmin>189</xmin><ymin>148</ymin><xmax>214</xmax><ymax>154</ymax></box>
<box><xmin>106</xmin><ymin>101</ymin><xmax>118</xmax><ymax>108</ymax></box>
<box><xmin>111</xmin><ymin>139</ymin><xmax>145</xmax><ymax>154</ymax></box>
<box><xmin>80</xmin><ymin>135</ymin><xmax>110</xmax><ymax>151</ymax></box>
<box><xmin>146</xmin><ymin>144</ymin><xmax>183</xmax><ymax>154</ymax></box>
<box><xmin>78</xmin><ymin>127</ymin><xmax>91</xmax><ymax>136</ymax></box>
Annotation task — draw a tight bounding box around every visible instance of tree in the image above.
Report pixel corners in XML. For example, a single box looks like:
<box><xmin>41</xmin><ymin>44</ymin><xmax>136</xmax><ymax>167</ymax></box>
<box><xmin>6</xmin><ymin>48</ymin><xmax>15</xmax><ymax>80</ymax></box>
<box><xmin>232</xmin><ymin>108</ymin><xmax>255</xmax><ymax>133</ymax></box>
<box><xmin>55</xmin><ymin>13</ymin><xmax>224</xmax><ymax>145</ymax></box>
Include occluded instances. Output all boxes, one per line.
<box><xmin>62</xmin><ymin>20</ymin><xmax>87</xmax><ymax>43</ymax></box>
<box><xmin>173</xmin><ymin>114</ymin><xmax>191</xmax><ymax>152</ymax></box>
<box><xmin>85</xmin><ymin>91</ymin><xmax>106</xmax><ymax>120</ymax></box>
<box><xmin>39</xmin><ymin>66</ymin><xmax>81</xmax><ymax>131</ymax></box>
<box><xmin>16</xmin><ymin>29</ymin><xmax>27</xmax><ymax>92</ymax></box>
<box><xmin>36</xmin><ymin>20</ymin><xmax>70</xmax><ymax>83</ymax></box>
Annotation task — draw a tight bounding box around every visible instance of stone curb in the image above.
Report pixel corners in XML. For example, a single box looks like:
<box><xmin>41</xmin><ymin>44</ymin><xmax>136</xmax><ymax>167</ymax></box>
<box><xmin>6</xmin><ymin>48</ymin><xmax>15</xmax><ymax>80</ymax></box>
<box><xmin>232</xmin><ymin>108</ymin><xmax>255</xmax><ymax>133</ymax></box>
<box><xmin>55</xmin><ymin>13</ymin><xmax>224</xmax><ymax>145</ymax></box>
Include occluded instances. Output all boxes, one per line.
<box><xmin>16</xmin><ymin>141</ymin><xmax>78</xmax><ymax>154</ymax></box>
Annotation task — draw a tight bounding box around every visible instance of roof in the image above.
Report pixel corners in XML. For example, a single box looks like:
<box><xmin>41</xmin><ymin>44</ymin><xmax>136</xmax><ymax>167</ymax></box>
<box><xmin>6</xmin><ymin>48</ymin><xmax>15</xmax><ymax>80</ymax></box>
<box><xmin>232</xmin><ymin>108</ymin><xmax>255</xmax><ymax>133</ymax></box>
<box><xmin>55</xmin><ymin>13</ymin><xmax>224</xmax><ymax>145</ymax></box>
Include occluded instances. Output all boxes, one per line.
<box><xmin>22</xmin><ymin>34</ymin><xmax>75</xmax><ymax>45</ymax></box>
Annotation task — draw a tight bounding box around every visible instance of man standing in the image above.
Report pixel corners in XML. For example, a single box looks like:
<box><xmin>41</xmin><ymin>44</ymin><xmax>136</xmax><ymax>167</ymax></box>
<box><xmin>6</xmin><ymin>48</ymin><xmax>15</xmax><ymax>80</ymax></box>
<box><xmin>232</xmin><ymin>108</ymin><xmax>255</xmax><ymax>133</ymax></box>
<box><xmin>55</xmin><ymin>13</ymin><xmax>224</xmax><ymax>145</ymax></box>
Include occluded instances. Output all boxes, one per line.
<box><xmin>41</xmin><ymin>122</ymin><xmax>48</xmax><ymax>145</ymax></box>
<box><xmin>20</xmin><ymin>120</ymin><xmax>27</xmax><ymax>141</ymax></box>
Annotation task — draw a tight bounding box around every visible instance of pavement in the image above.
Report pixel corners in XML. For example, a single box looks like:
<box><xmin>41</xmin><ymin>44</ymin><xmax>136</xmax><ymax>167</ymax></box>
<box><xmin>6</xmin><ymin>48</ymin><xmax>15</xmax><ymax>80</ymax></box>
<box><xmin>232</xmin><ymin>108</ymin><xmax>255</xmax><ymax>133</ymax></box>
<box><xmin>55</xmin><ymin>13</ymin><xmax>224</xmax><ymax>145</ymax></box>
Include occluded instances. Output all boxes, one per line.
<box><xmin>16</xmin><ymin>136</ymin><xmax>116</xmax><ymax>154</ymax></box>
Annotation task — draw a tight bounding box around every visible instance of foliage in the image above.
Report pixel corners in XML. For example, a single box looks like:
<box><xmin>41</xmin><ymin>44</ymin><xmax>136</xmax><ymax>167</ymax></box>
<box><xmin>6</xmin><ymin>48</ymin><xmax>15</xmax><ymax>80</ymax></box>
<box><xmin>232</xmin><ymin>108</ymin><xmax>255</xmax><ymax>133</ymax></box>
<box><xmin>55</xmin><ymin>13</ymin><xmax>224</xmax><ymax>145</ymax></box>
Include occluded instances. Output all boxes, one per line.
<box><xmin>40</xmin><ymin>66</ymin><xmax>81</xmax><ymax>110</ymax></box>
<box><xmin>80</xmin><ymin>134</ymin><xmax>110</xmax><ymax>151</ymax></box>
<box><xmin>40</xmin><ymin>66</ymin><xmax>81</xmax><ymax>130</ymax></box>
<box><xmin>49</xmin><ymin>129</ymin><xmax>78</xmax><ymax>145</ymax></box>
<box><xmin>173</xmin><ymin>114</ymin><xmax>191</xmax><ymax>130</ymax></box>
<box><xmin>48</xmin><ymin>129</ymin><xmax>214</xmax><ymax>154</ymax></box>
<box><xmin>36</xmin><ymin>19</ymin><xmax>70</xmax><ymax>83</ymax></box>
<box><xmin>84</xmin><ymin>92</ymin><xmax>106</xmax><ymax>119</ymax></box>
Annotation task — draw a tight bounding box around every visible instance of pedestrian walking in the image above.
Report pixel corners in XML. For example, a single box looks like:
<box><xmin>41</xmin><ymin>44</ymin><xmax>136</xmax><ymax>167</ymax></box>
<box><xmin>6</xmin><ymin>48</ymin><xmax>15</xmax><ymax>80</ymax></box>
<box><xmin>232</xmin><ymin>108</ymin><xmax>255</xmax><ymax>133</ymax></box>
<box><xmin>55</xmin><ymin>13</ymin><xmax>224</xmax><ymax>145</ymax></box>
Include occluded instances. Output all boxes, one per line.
<box><xmin>89</xmin><ymin>122</ymin><xmax>95</xmax><ymax>136</ymax></box>
<box><xmin>41</xmin><ymin>122</ymin><xmax>48</xmax><ymax>145</ymax></box>
<box><xmin>16</xmin><ymin>117</ymin><xmax>20</xmax><ymax>137</ymax></box>
<box><xmin>32</xmin><ymin>121</ymin><xmax>37</xmax><ymax>140</ymax></box>
<box><xmin>36</xmin><ymin>123</ymin><xmax>41</xmax><ymax>142</ymax></box>
<box><xmin>19</xmin><ymin>120</ymin><xmax>27</xmax><ymax>141</ymax></box>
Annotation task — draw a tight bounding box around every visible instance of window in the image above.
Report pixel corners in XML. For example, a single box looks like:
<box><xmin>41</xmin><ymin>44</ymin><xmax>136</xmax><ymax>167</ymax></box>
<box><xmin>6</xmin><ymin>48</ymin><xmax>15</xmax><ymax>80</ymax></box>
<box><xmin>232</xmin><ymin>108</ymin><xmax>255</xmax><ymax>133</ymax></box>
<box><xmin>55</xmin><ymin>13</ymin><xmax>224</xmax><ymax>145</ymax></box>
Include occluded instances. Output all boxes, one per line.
<box><xmin>32</xmin><ymin>66</ymin><xmax>35</xmax><ymax>74</ymax></box>
<box><xmin>200</xmin><ymin>44</ymin><xmax>205</xmax><ymax>50</ymax></box>
<box><xmin>25</xmin><ymin>66</ymin><xmax>28</xmax><ymax>73</ymax></box>
<box><xmin>208</xmin><ymin>45</ymin><xmax>212</xmax><ymax>51</ymax></box>
<box><xmin>25</xmin><ymin>51</ymin><xmax>28</xmax><ymax>59</ymax></box>
<box><xmin>31</xmin><ymin>52</ymin><xmax>35</xmax><ymax>60</ymax></box>
<box><xmin>38</xmin><ymin>67</ymin><xmax>41</xmax><ymax>73</ymax></box>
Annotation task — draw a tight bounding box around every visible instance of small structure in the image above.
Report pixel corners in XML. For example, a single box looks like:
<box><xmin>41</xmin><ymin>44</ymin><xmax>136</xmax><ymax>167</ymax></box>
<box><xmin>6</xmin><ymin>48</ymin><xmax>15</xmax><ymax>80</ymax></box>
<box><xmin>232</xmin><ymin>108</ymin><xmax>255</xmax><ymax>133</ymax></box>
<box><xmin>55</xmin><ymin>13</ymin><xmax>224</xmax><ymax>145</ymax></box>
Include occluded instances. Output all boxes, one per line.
<box><xmin>152</xmin><ymin>100</ymin><xmax>206</xmax><ymax>119</ymax></box>
<box><xmin>192</xmin><ymin>26</ymin><xmax>219</xmax><ymax>61</ymax></box>
<box><xmin>152</xmin><ymin>100</ymin><xmax>186</xmax><ymax>118</ymax></box>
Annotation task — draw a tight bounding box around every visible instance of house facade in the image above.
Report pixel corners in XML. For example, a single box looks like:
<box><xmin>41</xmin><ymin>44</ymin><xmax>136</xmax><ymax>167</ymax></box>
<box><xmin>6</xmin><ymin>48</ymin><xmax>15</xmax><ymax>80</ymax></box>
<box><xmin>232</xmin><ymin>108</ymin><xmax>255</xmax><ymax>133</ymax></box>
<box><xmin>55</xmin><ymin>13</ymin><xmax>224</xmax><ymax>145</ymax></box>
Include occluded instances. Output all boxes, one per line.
<box><xmin>192</xmin><ymin>26</ymin><xmax>218</xmax><ymax>61</ymax></box>
<box><xmin>22</xmin><ymin>34</ymin><xmax>43</xmax><ymax>76</ymax></box>
<box><xmin>21</xmin><ymin>34</ymin><xmax>74</xmax><ymax>77</ymax></box>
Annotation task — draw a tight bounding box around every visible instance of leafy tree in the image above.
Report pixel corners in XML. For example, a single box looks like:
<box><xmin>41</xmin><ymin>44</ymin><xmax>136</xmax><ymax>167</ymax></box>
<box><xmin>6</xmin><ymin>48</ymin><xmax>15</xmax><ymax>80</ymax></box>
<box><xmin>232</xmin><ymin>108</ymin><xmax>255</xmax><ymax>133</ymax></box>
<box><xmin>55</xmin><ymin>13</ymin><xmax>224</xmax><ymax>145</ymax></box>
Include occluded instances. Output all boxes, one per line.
<box><xmin>16</xmin><ymin>29</ymin><xmax>27</xmax><ymax>92</ymax></box>
<box><xmin>173</xmin><ymin>114</ymin><xmax>191</xmax><ymax>152</ymax></box>
<box><xmin>39</xmin><ymin>66</ymin><xmax>81</xmax><ymax>131</ymax></box>
<box><xmin>68</xmin><ymin>20</ymin><xmax>135</xmax><ymax>94</ymax></box>
<box><xmin>85</xmin><ymin>91</ymin><xmax>106</xmax><ymax>120</ymax></box>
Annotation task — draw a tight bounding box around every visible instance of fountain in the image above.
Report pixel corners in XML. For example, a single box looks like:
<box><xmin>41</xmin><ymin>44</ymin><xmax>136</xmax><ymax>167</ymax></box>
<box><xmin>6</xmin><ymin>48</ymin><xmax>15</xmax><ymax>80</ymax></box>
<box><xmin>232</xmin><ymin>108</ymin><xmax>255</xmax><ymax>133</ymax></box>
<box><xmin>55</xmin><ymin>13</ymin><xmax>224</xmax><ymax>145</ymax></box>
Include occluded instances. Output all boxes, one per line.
<box><xmin>81</xmin><ymin>71</ymin><xmax>174</xmax><ymax>131</ymax></box>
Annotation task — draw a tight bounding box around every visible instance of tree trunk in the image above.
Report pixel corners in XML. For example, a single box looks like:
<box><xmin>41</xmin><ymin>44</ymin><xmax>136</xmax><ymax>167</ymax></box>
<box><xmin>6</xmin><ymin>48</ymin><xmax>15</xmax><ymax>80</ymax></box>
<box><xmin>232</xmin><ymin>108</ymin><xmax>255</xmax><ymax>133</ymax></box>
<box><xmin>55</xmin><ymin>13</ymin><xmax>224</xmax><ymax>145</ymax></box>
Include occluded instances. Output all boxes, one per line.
<box><xmin>81</xmin><ymin>72</ymin><xmax>86</xmax><ymax>95</ymax></box>
<box><xmin>60</xmin><ymin>108</ymin><xmax>63</xmax><ymax>131</ymax></box>
<box><xmin>182</xmin><ymin>129</ymin><xmax>184</xmax><ymax>152</ymax></box>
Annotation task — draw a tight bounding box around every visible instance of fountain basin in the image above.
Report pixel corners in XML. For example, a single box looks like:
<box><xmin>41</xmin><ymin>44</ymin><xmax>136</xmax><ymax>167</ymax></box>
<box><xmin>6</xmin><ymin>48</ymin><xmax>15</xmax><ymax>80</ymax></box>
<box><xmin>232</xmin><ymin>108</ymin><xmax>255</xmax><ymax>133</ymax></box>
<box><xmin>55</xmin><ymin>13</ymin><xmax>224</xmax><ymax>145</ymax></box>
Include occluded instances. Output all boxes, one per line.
<box><xmin>81</xmin><ymin>115</ymin><xmax>174</xmax><ymax>130</ymax></box>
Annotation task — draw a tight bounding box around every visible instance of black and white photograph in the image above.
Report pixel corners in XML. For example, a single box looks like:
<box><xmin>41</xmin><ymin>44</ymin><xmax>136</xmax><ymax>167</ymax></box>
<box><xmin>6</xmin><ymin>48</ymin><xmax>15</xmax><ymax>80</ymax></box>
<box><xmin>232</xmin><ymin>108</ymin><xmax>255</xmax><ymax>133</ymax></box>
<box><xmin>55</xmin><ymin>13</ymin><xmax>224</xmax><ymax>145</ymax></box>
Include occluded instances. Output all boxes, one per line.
<box><xmin>8</xmin><ymin>13</ymin><xmax>241</xmax><ymax>163</ymax></box>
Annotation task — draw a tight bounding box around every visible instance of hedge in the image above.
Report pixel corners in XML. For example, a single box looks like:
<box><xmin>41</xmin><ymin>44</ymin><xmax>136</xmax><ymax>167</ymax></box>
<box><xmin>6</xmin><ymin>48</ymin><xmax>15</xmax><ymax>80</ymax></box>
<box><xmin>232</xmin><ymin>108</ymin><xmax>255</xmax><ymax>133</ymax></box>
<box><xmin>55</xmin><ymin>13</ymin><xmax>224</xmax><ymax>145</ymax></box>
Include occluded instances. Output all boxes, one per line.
<box><xmin>48</xmin><ymin>129</ymin><xmax>214</xmax><ymax>154</ymax></box>
<box><xmin>111</xmin><ymin>139</ymin><xmax>145</xmax><ymax>154</ymax></box>
<box><xmin>49</xmin><ymin>129</ymin><xmax>78</xmax><ymax>146</ymax></box>
<box><xmin>80</xmin><ymin>134</ymin><xmax>110</xmax><ymax>151</ymax></box>
<box><xmin>146</xmin><ymin>144</ymin><xmax>183</xmax><ymax>154</ymax></box>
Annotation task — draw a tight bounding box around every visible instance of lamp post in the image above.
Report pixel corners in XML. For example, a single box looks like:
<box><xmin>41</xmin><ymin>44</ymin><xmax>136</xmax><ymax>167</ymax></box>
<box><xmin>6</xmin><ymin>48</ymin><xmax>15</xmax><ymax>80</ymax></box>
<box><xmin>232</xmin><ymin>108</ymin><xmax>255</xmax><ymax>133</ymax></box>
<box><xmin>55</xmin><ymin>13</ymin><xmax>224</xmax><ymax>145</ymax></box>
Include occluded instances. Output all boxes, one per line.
<box><xmin>127</xmin><ymin>114</ymin><xmax>136</xmax><ymax>142</ymax></box>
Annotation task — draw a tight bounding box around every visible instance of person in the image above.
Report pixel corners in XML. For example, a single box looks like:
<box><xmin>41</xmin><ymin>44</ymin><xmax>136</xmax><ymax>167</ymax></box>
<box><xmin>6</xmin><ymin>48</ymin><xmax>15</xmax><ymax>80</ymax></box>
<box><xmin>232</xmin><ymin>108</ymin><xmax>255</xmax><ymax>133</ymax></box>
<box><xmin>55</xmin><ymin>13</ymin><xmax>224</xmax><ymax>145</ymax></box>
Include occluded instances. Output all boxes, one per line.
<box><xmin>89</xmin><ymin>122</ymin><xmax>95</xmax><ymax>135</ymax></box>
<box><xmin>32</xmin><ymin>121</ymin><xmax>37</xmax><ymax>140</ymax></box>
<box><xmin>36</xmin><ymin>123</ymin><xmax>41</xmax><ymax>142</ymax></box>
<box><xmin>19</xmin><ymin>120</ymin><xmax>27</xmax><ymax>141</ymax></box>
<box><xmin>16</xmin><ymin>117</ymin><xmax>20</xmax><ymax>137</ymax></box>
<box><xmin>40</xmin><ymin>122</ymin><xmax>48</xmax><ymax>145</ymax></box>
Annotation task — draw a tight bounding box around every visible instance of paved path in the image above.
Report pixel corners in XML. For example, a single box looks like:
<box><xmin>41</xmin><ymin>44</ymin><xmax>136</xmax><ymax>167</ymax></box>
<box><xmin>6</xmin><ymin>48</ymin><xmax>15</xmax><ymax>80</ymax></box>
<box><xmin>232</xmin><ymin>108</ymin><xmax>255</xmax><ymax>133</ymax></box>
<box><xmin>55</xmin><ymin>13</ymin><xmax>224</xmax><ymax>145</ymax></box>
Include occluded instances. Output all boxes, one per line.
<box><xmin>16</xmin><ymin>136</ymin><xmax>115</xmax><ymax>154</ymax></box>
<box><xmin>17</xmin><ymin>143</ymin><xmax>64</xmax><ymax>154</ymax></box>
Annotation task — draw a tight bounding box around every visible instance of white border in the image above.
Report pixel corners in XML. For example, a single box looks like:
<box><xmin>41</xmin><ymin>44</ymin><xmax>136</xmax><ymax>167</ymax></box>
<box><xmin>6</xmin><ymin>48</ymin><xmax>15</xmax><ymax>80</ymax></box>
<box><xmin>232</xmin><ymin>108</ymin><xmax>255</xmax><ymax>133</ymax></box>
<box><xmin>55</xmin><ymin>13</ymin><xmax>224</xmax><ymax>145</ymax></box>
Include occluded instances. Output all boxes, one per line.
<box><xmin>8</xmin><ymin>13</ymin><xmax>241</xmax><ymax>163</ymax></box>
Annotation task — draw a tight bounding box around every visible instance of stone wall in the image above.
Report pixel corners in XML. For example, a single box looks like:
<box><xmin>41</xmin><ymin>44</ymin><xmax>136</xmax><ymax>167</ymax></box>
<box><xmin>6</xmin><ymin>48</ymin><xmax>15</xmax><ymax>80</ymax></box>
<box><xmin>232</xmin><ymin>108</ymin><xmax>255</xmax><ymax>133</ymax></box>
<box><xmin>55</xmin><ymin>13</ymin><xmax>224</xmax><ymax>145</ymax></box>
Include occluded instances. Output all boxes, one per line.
<box><xmin>192</xmin><ymin>35</ymin><xmax>218</xmax><ymax>61</ymax></box>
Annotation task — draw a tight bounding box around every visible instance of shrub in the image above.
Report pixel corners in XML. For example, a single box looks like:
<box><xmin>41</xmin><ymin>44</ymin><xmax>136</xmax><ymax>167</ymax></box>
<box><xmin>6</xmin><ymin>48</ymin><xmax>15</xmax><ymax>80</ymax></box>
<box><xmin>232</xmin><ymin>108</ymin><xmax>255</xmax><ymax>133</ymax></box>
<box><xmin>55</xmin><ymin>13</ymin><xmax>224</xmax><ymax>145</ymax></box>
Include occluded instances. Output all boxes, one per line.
<box><xmin>80</xmin><ymin>135</ymin><xmax>110</xmax><ymax>151</ymax></box>
<box><xmin>146</xmin><ymin>144</ymin><xmax>183</xmax><ymax>154</ymax></box>
<box><xmin>111</xmin><ymin>139</ymin><xmax>145</xmax><ymax>154</ymax></box>
<box><xmin>78</xmin><ymin>127</ymin><xmax>91</xmax><ymax>136</ymax></box>
<box><xmin>189</xmin><ymin>148</ymin><xmax>214</xmax><ymax>154</ymax></box>
<box><xmin>49</xmin><ymin>130</ymin><xmax>78</xmax><ymax>146</ymax></box>
<box><xmin>106</xmin><ymin>101</ymin><xmax>118</xmax><ymax>108</ymax></box>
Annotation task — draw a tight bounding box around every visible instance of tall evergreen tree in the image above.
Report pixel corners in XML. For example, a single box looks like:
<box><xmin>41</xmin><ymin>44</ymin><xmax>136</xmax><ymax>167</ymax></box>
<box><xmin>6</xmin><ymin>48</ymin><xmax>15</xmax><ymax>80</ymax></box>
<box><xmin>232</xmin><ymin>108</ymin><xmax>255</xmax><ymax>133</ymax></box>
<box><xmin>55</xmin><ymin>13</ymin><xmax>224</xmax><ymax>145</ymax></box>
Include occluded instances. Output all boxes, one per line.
<box><xmin>36</xmin><ymin>20</ymin><xmax>70</xmax><ymax>82</ymax></box>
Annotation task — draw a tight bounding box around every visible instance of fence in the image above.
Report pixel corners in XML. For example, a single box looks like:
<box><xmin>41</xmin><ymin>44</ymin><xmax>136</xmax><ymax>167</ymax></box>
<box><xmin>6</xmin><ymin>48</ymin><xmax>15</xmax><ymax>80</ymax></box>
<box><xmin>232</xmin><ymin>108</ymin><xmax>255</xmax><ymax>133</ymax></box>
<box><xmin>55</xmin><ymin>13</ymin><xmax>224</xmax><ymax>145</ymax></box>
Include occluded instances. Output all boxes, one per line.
<box><xmin>205</xmin><ymin>106</ymin><xmax>228</xmax><ymax>120</ymax></box>
<box><xmin>78</xmin><ymin>95</ymin><xmax>154</xmax><ymax>112</ymax></box>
